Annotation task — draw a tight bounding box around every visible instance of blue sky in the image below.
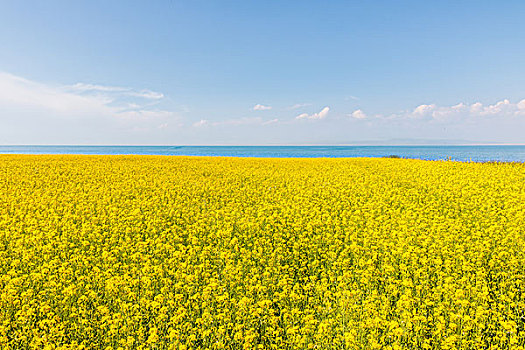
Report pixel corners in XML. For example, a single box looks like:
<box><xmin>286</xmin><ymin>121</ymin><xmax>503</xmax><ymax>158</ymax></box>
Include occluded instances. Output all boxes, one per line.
<box><xmin>1</xmin><ymin>0</ymin><xmax>525</xmax><ymax>145</ymax></box>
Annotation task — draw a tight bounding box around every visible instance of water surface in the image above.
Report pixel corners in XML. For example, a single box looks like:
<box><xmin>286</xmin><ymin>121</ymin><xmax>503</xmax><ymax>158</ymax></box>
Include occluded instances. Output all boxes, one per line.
<box><xmin>1</xmin><ymin>145</ymin><xmax>525</xmax><ymax>162</ymax></box>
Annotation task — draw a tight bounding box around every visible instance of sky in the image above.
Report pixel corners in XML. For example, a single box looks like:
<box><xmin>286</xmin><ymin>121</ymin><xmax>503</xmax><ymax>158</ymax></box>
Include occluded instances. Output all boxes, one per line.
<box><xmin>1</xmin><ymin>0</ymin><xmax>525</xmax><ymax>145</ymax></box>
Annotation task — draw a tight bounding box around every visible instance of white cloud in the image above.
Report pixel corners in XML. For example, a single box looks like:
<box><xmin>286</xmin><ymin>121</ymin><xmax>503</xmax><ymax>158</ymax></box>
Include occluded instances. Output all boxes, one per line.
<box><xmin>349</xmin><ymin>109</ymin><xmax>367</xmax><ymax>119</ymax></box>
<box><xmin>67</xmin><ymin>82</ymin><xmax>164</xmax><ymax>99</ymax></box>
<box><xmin>288</xmin><ymin>103</ymin><xmax>311</xmax><ymax>110</ymax></box>
<box><xmin>253</xmin><ymin>104</ymin><xmax>272</xmax><ymax>111</ymax></box>
<box><xmin>68</xmin><ymin>83</ymin><xmax>128</xmax><ymax>93</ymax></box>
<box><xmin>296</xmin><ymin>113</ymin><xmax>308</xmax><ymax>119</ymax></box>
<box><xmin>130</xmin><ymin>90</ymin><xmax>164</xmax><ymax>100</ymax></box>
<box><xmin>345</xmin><ymin>95</ymin><xmax>360</xmax><ymax>101</ymax></box>
<box><xmin>296</xmin><ymin>106</ymin><xmax>330</xmax><ymax>120</ymax></box>
<box><xmin>193</xmin><ymin>119</ymin><xmax>209</xmax><ymax>127</ymax></box>
<box><xmin>193</xmin><ymin>117</ymin><xmax>279</xmax><ymax>127</ymax></box>
<box><xmin>262</xmin><ymin>118</ymin><xmax>279</xmax><ymax>125</ymax></box>
<box><xmin>412</xmin><ymin>104</ymin><xmax>436</xmax><ymax>117</ymax></box>
<box><xmin>479</xmin><ymin>99</ymin><xmax>512</xmax><ymax>116</ymax></box>
<box><xmin>470</xmin><ymin>102</ymin><xmax>483</xmax><ymax>113</ymax></box>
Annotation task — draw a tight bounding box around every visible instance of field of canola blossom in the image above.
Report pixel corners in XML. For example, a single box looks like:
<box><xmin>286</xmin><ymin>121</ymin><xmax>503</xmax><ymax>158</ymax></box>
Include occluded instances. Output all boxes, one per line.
<box><xmin>1</xmin><ymin>155</ymin><xmax>525</xmax><ymax>350</ymax></box>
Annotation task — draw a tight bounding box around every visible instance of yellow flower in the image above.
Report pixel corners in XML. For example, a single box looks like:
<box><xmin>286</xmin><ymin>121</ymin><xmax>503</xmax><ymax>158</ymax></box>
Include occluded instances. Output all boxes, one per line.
<box><xmin>1</xmin><ymin>155</ymin><xmax>524</xmax><ymax>349</ymax></box>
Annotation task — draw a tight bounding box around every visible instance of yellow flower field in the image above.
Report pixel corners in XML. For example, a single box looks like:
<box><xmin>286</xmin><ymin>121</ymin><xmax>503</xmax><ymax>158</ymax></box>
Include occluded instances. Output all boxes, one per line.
<box><xmin>1</xmin><ymin>155</ymin><xmax>524</xmax><ymax>349</ymax></box>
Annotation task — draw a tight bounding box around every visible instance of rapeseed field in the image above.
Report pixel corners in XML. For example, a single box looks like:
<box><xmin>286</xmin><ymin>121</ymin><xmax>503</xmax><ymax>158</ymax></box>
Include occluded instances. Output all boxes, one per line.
<box><xmin>1</xmin><ymin>155</ymin><xmax>524</xmax><ymax>349</ymax></box>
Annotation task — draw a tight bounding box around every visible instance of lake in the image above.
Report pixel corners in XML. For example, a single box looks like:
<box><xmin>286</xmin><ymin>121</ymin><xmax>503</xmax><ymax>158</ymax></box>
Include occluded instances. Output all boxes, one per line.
<box><xmin>1</xmin><ymin>145</ymin><xmax>525</xmax><ymax>162</ymax></box>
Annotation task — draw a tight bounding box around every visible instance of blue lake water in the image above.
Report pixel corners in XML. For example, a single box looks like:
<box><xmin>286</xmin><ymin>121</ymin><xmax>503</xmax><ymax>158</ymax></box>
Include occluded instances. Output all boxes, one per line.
<box><xmin>1</xmin><ymin>145</ymin><xmax>525</xmax><ymax>162</ymax></box>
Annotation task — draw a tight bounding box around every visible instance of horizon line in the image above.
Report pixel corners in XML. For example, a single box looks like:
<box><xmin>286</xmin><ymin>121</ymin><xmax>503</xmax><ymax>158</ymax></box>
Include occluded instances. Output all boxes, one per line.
<box><xmin>2</xmin><ymin>143</ymin><xmax>525</xmax><ymax>147</ymax></box>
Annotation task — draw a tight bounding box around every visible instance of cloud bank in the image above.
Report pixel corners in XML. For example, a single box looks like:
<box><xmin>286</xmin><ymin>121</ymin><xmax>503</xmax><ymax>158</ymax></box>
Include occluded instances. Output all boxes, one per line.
<box><xmin>393</xmin><ymin>99</ymin><xmax>525</xmax><ymax>120</ymax></box>
<box><xmin>0</xmin><ymin>71</ymin><xmax>172</xmax><ymax>120</ymax></box>
<box><xmin>1</xmin><ymin>70</ymin><xmax>525</xmax><ymax>145</ymax></box>
<box><xmin>348</xmin><ymin>99</ymin><xmax>525</xmax><ymax>122</ymax></box>
<box><xmin>0</xmin><ymin>71</ymin><xmax>178</xmax><ymax>144</ymax></box>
